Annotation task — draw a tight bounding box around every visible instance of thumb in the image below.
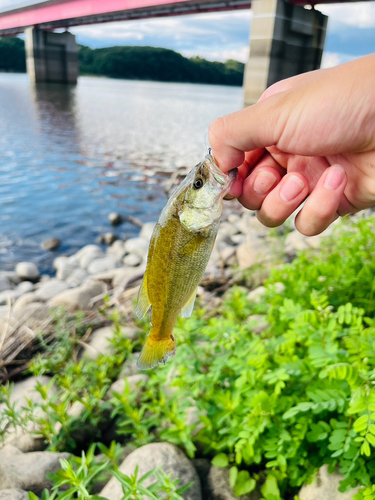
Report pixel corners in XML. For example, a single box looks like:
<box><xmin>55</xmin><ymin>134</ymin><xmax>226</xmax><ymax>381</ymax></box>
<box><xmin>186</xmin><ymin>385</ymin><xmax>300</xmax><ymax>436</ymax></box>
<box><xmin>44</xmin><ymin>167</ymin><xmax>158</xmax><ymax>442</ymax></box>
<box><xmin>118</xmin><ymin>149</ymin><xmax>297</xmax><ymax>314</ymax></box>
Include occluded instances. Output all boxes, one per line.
<box><xmin>208</xmin><ymin>92</ymin><xmax>287</xmax><ymax>173</ymax></box>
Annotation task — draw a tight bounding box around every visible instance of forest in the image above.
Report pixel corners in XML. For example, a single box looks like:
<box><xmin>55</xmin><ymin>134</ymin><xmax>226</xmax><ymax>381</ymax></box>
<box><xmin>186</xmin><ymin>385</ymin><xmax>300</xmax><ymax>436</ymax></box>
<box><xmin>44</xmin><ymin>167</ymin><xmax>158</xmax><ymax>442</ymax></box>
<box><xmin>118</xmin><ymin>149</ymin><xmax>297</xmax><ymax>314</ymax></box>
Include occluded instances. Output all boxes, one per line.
<box><xmin>0</xmin><ymin>37</ymin><xmax>244</xmax><ymax>86</ymax></box>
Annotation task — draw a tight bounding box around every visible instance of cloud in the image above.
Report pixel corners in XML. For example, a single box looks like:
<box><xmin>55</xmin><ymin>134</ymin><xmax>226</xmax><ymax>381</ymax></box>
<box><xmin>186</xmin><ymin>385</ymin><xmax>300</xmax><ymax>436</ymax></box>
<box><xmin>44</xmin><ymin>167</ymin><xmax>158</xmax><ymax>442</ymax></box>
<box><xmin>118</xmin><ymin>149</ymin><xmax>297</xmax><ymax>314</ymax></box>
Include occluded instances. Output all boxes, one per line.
<box><xmin>317</xmin><ymin>2</ymin><xmax>375</xmax><ymax>30</ymax></box>
<box><xmin>71</xmin><ymin>10</ymin><xmax>252</xmax><ymax>61</ymax></box>
<box><xmin>321</xmin><ymin>51</ymin><xmax>357</xmax><ymax>69</ymax></box>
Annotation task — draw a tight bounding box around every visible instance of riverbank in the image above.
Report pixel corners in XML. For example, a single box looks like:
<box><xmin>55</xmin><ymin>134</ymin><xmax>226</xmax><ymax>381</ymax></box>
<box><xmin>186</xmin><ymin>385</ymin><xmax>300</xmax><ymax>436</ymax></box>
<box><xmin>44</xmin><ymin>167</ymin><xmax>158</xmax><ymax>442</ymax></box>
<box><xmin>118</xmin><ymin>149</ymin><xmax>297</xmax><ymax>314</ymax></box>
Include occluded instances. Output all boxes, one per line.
<box><xmin>1</xmin><ymin>212</ymin><xmax>375</xmax><ymax>499</ymax></box>
<box><xmin>0</xmin><ymin>38</ymin><xmax>244</xmax><ymax>86</ymax></box>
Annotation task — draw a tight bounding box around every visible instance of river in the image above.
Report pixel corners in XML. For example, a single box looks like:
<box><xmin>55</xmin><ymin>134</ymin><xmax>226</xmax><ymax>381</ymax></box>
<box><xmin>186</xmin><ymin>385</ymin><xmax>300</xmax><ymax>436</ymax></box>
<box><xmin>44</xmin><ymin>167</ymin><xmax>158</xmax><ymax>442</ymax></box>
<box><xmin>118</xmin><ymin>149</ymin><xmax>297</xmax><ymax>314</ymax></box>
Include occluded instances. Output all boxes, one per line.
<box><xmin>0</xmin><ymin>73</ymin><xmax>243</xmax><ymax>273</ymax></box>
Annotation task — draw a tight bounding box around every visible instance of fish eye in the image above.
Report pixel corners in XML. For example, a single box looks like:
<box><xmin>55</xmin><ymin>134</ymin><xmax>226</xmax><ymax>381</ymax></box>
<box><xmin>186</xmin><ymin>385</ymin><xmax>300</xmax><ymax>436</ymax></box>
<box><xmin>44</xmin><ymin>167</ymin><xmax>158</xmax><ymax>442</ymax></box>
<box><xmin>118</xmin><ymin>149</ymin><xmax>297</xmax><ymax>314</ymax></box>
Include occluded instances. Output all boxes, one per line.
<box><xmin>193</xmin><ymin>178</ymin><xmax>204</xmax><ymax>190</ymax></box>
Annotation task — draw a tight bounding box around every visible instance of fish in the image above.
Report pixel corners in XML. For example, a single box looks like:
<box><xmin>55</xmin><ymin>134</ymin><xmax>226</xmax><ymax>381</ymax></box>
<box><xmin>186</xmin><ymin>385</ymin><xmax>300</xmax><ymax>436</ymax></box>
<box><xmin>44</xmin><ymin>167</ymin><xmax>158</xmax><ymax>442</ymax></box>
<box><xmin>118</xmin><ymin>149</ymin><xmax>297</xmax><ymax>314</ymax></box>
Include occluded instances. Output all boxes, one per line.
<box><xmin>135</xmin><ymin>153</ymin><xmax>237</xmax><ymax>370</ymax></box>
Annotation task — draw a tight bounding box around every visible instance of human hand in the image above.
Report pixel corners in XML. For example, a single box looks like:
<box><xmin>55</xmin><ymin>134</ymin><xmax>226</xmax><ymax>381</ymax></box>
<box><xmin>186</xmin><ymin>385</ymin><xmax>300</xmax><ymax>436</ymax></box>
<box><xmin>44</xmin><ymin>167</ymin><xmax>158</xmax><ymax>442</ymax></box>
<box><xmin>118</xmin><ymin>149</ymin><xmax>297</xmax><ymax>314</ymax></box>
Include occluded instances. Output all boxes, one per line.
<box><xmin>209</xmin><ymin>54</ymin><xmax>375</xmax><ymax>236</ymax></box>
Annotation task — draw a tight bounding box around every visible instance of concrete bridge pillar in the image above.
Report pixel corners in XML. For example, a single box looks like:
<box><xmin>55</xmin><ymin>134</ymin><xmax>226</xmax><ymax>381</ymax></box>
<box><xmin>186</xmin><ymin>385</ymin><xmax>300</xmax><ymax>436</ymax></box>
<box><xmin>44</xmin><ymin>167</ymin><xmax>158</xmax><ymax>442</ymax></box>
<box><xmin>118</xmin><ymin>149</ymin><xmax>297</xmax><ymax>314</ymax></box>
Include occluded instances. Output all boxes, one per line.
<box><xmin>25</xmin><ymin>27</ymin><xmax>78</xmax><ymax>84</ymax></box>
<box><xmin>244</xmin><ymin>0</ymin><xmax>328</xmax><ymax>106</ymax></box>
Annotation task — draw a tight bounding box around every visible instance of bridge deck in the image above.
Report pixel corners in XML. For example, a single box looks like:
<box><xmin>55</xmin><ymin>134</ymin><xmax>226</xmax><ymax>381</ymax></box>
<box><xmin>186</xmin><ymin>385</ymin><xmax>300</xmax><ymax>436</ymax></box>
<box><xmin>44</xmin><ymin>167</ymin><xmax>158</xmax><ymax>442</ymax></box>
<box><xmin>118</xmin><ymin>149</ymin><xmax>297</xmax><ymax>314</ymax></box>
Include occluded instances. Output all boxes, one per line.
<box><xmin>0</xmin><ymin>0</ymin><xmax>368</xmax><ymax>36</ymax></box>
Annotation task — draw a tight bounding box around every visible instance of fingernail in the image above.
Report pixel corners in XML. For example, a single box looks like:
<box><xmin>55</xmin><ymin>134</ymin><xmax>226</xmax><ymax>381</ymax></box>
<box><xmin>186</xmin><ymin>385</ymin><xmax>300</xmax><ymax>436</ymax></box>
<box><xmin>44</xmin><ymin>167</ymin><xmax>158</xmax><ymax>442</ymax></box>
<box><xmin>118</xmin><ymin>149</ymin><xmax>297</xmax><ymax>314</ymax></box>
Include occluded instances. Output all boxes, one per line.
<box><xmin>324</xmin><ymin>165</ymin><xmax>345</xmax><ymax>190</ymax></box>
<box><xmin>280</xmin><ymin>175</ymin><xmax>305</xmax><ymax>202</ymax></box>
<box><xmin>253</xmin><ymin>171</ymin><xmax>277</xmax><ymax>195</ymax></box>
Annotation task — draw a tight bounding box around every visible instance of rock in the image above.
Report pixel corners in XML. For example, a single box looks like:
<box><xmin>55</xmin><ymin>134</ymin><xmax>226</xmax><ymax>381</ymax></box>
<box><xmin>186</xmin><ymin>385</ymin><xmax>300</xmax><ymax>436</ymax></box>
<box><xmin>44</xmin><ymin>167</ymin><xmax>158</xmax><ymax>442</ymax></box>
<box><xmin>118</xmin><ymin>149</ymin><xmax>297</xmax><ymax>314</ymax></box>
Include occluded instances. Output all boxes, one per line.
<box><xmin>299</xmin><ymin>465</ymin><xmax>359</xmax><ymax>500</ymax></box>
<box><xmin>66</xmin><ymin>268</ymin><xmax>88</xmax><ymax>287</ymax></box>
<box><xmin>0</xmin><ymin>274</ymin><xmax>11</xmax><ymax>293</ymax></box>
<box><xmin>139</xmin><ymin>222</ymin><xmax>155</xmax><ymax>242</ymax></box>
<box><xmin>15</xmin><ymin>262</ymin><xmax>39</xmax><ymax>282</ymax></box>
<box><xmin>0</xmin><ymin>489</ymin><xmax>30</xmax><ymax>500</ymax></box>
<box><xmin>306</xmin><ymin>233</ymin><xmax>325</xmax><ymax>249</ymax></box>
<box><xmin>49</xmin><ymin>281</ymin><xmax>104</xmax><ymax>311</ymax></box>
<box><xmin>207</xmin><ymin>466</ymin><xmax>260</xmax><ymax>500</ymax></box>
<box><xmin>220</xmin><ymin>246</ymin><xmax>237</xmax><ymax>266</ymax></box>
<box><xmin>123</xmin><ymin>254</ymin><xmax>142</xmax><ymax>267</ymax></box>
<box><xmin>0</xmin><ymin>445</ymin><xmax>69</xmax><ymax>495</ymax></box>
<box><xmin>108</xmin><ymin>374</ymin><xmax>149</xmax><ymax>400</ymax></box>
<box><xmin>55</xmin><ymin>256</ymin><xmax>79</xmax><ymax>281</ymax></box>
<box><xmin>16</xmin><ymin>281</ymin><xmax>34</xmax><ymax>294</ymax></box>
<box><xmin>219</xmin><ymin>222</ymin><xmax>240</xmax><ymax>237</ymax></box>
<box><xmin>1</xmin><ymin>376</ymin><xmax>56</xmax><ymax>452</ymax></box>
<box><xmin>35</xmin><ymin>280</ymin><xmax>70</xmax><ymax>301</ymax></box>
<box><xmin>41</xmin><ymin>237</ymin><xmax>61</xmax><ymax>251</ymax></box>
<box><xmin>99</xmin><ymin>233</ymin><xmax>118</xmax><ymax>245</ymax></box>
<box><xmin>53</xmin><ymin>255</ymin><xmax>67</xmax><ymax>270</ymax></box>
<box><xmin>2</xmin><ymin>272</ymin><xmax>20</xmax><ymax>286</ymax></box>
<box><xmin>112</xmin><ymin>265</ymin><xmax>146</xmax><ymax>288</ymax></box>
<box><xmin>247</xmin><ymin>286</ymin><xmax>266</xmax><ymax>304</ymax></box>
<box><xmin>269</xmin><ymin>282</ymin><xmax>285</xmax><ymax>294</ymax></box>
<box><xmin>107</xmin><ymin>240</ymin><xmax>126</xmax><ymax>261</ymax></box>
<box><xmin>0</xmin><ymin>289</ymin><xmax>21</xmax><ymax>306</ymax></box>
<box><xmin>119</xmin><ymin>356</ymin><xmax>139</xmax><ymax>378</ymax></box>
<box><xmin>13</xmin><ymin>293</ymin><xmax>42</xmax><ymax>313</ymax></box>
<box><xmin>78</xmin><ymin>246</ymin><xmax>105</xmax><ymax>270</ymax></box>
<box><xmin>285</xmin><ymin>230</ymin><xmax>309</xmax><ymax>256</ymax></box>
<box><xmin>192</xmin><ymin>459</ymin><xmax>211</xmax><ymax>497</ymax></box>
<box><xmin>236</xmin><ymin>239</ymin><xmax>270</xmax><ymax>270</ymax></box>
<box><xmin>124</xmin><ymin>238</ymin><xmax>149</xmax><ymax>259</ymax></box>
<box><xmin>100</xmin><ymin>443</ymin><xmax>201</xmax><ymax>500</ymax></box>
<box><xmin>87</xmin><ymin>257</ymin><xmax>119</xmax><ymax>275</ymax></box>
<box><xmin>12</xmin><ymin>303</ymin><xmax>50</xmax><ymax>326</ymax></box>
<box><xmin>247</xmin><ymin>315</ymin><xmax>270</xmax><ymax>334</ymax></box>
<box><xmin>108</xmin><ymin>212</ymin><xmax>124</xmax><ymax>225</ymax></box>
<box><xmin>83</xmin><ymin>326</ymin><xmax>114</xmax><ymax>359</ymax></box>
<box><xmin>236</xmin><ymin>215</ymin><xmax>269</xmax><ymax>238</ymax></box>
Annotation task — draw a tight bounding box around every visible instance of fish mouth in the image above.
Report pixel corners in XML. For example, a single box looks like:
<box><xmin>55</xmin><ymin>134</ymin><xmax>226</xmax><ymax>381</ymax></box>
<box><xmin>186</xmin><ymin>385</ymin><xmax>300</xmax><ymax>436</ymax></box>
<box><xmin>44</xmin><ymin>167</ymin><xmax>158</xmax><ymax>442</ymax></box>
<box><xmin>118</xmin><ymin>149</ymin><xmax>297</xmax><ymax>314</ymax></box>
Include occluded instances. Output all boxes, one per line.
<box><xmin>205</xmin><ymin>153</ymin><xmax>237</xmax><ymax>189</ymax></box>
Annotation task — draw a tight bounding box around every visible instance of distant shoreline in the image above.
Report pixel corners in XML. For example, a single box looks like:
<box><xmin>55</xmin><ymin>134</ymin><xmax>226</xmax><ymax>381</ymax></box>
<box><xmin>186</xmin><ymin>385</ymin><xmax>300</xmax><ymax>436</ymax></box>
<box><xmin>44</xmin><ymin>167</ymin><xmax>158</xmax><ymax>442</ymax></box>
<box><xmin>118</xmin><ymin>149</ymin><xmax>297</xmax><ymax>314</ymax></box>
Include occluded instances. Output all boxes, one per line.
<box><xmin>0</xmin><ymin>38</ymin><xmax>244</xmax><ymax>87</ymax></box>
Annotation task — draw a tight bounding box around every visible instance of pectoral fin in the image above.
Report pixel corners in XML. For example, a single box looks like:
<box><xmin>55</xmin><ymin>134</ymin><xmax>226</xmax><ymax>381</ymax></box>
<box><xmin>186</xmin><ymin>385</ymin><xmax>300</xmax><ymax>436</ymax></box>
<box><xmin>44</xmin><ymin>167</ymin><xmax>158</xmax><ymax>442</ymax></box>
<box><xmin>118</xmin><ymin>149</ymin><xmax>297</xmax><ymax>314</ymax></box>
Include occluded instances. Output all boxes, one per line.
<box><xmin>181</xmin><ymin>288</ymin><xmax>197</xmax><ymax>318</ymax></box>
<box><xmin>135</xmin><ymin>273</ymin><xmax>151</xmax><ymax>319</ymax></box>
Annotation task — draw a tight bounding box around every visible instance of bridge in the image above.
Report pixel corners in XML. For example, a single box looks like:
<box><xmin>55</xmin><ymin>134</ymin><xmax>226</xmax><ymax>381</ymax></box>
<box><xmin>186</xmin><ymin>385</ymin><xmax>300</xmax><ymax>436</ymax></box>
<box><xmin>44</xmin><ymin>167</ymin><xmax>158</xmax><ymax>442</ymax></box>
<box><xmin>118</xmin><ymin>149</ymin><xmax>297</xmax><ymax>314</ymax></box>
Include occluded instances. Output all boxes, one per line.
<box><xmin>0</xmin><ymin>0</ymin><xmax>362</xmax><ymax>104</ymax></box>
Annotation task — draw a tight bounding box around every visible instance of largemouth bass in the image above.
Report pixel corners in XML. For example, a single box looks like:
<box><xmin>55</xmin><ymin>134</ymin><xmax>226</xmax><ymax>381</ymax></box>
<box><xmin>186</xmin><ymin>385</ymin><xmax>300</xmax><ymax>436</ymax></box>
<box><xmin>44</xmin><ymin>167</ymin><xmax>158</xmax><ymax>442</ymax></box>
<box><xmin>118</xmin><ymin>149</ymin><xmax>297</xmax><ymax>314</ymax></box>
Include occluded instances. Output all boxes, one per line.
<box><xmin>136</xmin><ymin>153</ymin><xmax>236</xmax><ymax>370</ymax></box>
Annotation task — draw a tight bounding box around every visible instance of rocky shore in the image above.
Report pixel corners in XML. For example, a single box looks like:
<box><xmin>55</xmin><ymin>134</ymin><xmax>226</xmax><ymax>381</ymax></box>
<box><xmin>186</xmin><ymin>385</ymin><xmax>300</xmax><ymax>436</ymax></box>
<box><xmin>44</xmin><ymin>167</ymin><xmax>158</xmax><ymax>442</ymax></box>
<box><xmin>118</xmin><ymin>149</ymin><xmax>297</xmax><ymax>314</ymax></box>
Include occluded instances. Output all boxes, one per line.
<box><xmin>0</xmin><ymin>203</ymin><xmax>356</xmax><ymax>500</ymax></box>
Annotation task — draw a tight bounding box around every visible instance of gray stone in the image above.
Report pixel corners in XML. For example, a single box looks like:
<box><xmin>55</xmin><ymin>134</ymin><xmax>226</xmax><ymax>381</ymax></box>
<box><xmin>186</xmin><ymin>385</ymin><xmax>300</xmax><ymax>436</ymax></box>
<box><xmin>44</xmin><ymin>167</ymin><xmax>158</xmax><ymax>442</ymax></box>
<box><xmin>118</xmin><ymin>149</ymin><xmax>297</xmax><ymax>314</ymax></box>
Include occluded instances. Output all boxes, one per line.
<box><xmin>0</xmin><ymin>289</ymin><xmax>21</xmax><ymax>306</ymax></box>
<box><xmin>87</xmin><ymin>257</ymin><xmax>119</xmax><ymax>275</ymax></box>
<box><xmin>108</xmin><ymin>212</ymin><xmax>123</xmax><ymax>225</ymax></box>
<box><xmin>108</xmin><ymin>374</ymin><xmax>149</xmax><ymax>399</ymax></box>
<box><xmin>236</xmin><ymin>215</ymin><xmax>269</xmax><ymax>237</ymax></box>
<box><xmin>0</xmin><ymin>445</ymin><xmax>69</xmax><ymax>495</ymax></box>
<box><xmin>0</xmin><ymin>274</ymin><xmax>11</xmax><ymax>293</ymax></box>
<box><xmin>2</xmin><ymin>272</ymin><xmax>20</xmax><ymax>286</ymax></box>
<box><xmin>99</xmin><ymin>233</ymin><xmax>118</xmax><ymax>245</ymax></box>
<box><xmin>41</xmin><ymin>237</ymin><xmax>61</xmax><ymax>251</ymax></box>
<box><xmin>0</xmin><ymin>489</ymin><xmax>30</xmax><ymax>500</ymax></box>
<box><xmin>247</xmin><ymin>286</ymin><xmax>266</xmax><ymax>304</ymax></box>
<box><xmin>207</xmin><ymin>466</ymin><xmax>260</xmax><ymax>500</ymax></box>
<box><xmin>83</xmin><ymin>326</ymin><xmax>114</xmax><ymax>359</ymax></box>
<box><xmin>299</xmin><ymin>465</ymin><xmax>359</xmax><ymax>500</ymax></box>
<box><xmin>124</xmin><ymin>238</ymin><xmax>149</xmax><ymax>259</ymax></box>
<box><xmin>53</xmin><ymin>255</ymin><xmax>67</xmax><ymax>271</ymax></box>
<box><xmin>16</xmin><ymin>281</ymin><xmax>34</xmax><ymax>294</ymax></box>
<box><xmin>13</xmin><ymin>293</ymin><xmax>42</xmax><ymax>313</ymax></box>
<box><xmin>236</xmin><ymin>239</ymin><xmax>270</xmax><ymax>270</ymax></box>
<box><xmin>139</xmin><ymin>222</ymin><xmax>155</xmax><ymax>242</ymax></box>
<box><xmin>12</xmin><ymin>303</ymin><xmax>50</xmax><ymax>326</ymax></box>
<box><xmin>100</xmin><ymin>443</ymin><xmax>201</xmax><ymax>500</ymax></box>
<box><xmin>107</xmin><ymin>240</ymin><xmax>126</xmax><ymax>261</ymax></box>
<box><xmin>55</xmin><ymin>256</ymin><xmax>79</xmax><ymax>281</ymax></box>
<box><xmin>112</xmin><ymin>265</ymin><xmax>146</xmax><ymax>288</ymax></box>
<box><xmin>48</xmin><ymin>281</ymin><xmax>104</xmax><ymax>311</ymax></box>
<box><xmin>35</xmin><ymin>280</ymin><xmax>70</xmax><ymax>301</ymax></box>
<box><xmin>306</xmin><ymin>233</ymin><xmax>325</xmax><ymax>249</ymax></box>
<box><xmin>247</xmin><ymin>315</ymin><xmax>270</xmax><ymax>334</ymax></box>
<box><xmin>119</xmin><ymin>356</ymin><xmax>139</xmax><ymax>378</ymax></box>
<box><xmin>75</xmin><ymin>245</ymin><xmax>104</xmax><ymax>270</ymax></box>
<box><xmin>123</xmin><ymin>254</ymin><xmax>142</xmax><ymax>267</ymax></box>
<box><xmin>66</xmin><ymin>268</ymin><xmax>88</xmax><ymax>287</ymax></box>
<box><xmin>15</xmin><ymin>262</ymin><xmax>39</xmax><ymax>282</ymax></box>
<box><xmin>285</xmin><ymin>230</ymin><xmax>309</xmax><ymax>255</ymax></box>
<box><xmin>219</xmin><ymin>222</ymin><xmax>240</xmax><ymax>237</ymax></box>
<box><xmin>1</xmin><ymin>376</ymin><xmax>55</xmax><ymax>452</ymax></box>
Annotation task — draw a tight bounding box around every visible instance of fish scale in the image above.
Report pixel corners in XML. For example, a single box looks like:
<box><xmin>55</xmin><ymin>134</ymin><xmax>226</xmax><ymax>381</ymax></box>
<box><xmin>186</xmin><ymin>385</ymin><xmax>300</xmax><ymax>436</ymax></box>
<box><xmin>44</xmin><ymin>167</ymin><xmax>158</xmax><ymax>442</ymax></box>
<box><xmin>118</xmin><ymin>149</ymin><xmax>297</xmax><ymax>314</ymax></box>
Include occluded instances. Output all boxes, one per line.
<box><xmin>135</xmin><ymin>154</ymin><xmax>236</xmax><ymax>370</ymax></box>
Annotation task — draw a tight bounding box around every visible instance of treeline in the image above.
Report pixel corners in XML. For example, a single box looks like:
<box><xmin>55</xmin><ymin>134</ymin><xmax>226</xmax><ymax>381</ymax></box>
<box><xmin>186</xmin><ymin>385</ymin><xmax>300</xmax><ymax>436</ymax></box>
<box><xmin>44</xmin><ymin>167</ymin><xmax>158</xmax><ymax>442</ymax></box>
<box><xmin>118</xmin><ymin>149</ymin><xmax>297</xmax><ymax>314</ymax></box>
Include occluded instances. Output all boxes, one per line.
<box><xmin>78</xmin><ymin>45</ymin><xmax>244</xmax><ymax>86</ymax></box>
<box><xmin>0</xmin><ymin>37</ymin><xmax>244</xmax><ymax>86</ymax></box>
<box><xmin>0</xmin><ymin>37</ymin><xmax>26</xmax><ymax>72</ymax></box>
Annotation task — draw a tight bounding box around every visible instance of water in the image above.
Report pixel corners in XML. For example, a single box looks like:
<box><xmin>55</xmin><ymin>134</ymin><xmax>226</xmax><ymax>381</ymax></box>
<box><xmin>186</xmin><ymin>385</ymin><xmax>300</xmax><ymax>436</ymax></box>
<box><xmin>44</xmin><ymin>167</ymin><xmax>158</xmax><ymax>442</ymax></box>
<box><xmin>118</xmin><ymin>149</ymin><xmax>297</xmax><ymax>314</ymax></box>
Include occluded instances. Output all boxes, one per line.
<box><xmin>0</xmin><ymin>74</ymin><xmax>243</xmax><ymax>273</ymax></box>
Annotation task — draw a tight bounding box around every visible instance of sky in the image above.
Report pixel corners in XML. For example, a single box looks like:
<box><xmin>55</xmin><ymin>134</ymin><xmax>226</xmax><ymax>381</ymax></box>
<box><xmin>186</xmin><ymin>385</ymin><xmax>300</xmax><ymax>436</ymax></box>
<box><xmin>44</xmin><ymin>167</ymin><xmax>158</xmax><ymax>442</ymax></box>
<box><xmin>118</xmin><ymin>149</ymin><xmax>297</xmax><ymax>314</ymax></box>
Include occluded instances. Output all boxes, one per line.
<box><xmin>0</xmin><ymin>1</ymin><xmax>374</xmax><ymax>67</ymax></box>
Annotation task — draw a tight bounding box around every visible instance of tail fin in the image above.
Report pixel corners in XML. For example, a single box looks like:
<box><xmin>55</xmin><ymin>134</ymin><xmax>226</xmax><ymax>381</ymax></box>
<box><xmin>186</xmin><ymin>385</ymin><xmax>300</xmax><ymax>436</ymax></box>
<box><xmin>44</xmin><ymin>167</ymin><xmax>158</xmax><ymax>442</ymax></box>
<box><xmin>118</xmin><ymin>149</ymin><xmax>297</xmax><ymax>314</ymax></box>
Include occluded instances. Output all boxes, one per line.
<box><xmin>137</xmin><ymin>331</ymin><xmax>176</xmax><ymax>370</ymax></box>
